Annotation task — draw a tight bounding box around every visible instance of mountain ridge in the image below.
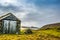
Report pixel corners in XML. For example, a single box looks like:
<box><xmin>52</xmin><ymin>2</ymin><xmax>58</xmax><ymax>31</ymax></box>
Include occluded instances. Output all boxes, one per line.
<box><xmin>40</xmin><ymin>23</ymin><xmax>60</xmax><ymax>29</ymax></box>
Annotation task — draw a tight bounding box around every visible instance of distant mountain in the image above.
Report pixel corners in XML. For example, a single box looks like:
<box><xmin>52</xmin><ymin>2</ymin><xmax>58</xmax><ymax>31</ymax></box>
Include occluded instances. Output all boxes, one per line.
<box><xmin>21</xmin><ymin>26</ymin><xmax>39</xmax><ymax>30</ymax></box>
<box><xmin>22</xmin><ymin>26</ymin><xmax>38</xmax><ymax>28</ymax></box>
<box><xmin>40</xmin><ymin>23</ymin><xmax>60</xmax><ymax>30</ymax></box>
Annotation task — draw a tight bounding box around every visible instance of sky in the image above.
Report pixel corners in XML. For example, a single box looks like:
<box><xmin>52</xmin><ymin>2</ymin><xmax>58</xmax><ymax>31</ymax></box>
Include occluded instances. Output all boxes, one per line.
<box><xmin>0</xmin><ymin>0</ymin><xmax>60</xmax><ymax>28</ymax></box>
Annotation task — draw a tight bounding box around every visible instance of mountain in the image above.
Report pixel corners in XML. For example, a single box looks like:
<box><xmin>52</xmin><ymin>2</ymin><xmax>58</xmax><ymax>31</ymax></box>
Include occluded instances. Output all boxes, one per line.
<box><xmin>40</xmin><ymin>23</ymin><xmax>60</xmax><ymax>30</ymax></box>
<box><xmin>21</xmin><ymin>26</ymin><xmax>39</xmax><ymax>30</ymax></box>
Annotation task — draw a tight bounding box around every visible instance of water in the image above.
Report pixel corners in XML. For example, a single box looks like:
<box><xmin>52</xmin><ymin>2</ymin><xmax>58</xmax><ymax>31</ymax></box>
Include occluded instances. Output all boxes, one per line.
<box><xmin>3</xmin><ymin>20</ymin><xmax>17</xmax><ymax>33</ymax></box>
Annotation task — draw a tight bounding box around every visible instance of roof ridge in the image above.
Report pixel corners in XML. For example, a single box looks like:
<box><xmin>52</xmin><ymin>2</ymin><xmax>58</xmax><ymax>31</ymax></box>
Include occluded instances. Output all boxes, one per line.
<box><xmin>0</xmin><ymin>13</ymin><xmax>14</xmax><ymax>20</ymax></box>
<box><xmin>0</xmin><ymin>13</ymin><xmax>12</xmax><ymax>17</ymax></box>
<box><xmin>0</xmin><ymin>13</ymin><xmax>21</xmax><ymax>21</ymax></box>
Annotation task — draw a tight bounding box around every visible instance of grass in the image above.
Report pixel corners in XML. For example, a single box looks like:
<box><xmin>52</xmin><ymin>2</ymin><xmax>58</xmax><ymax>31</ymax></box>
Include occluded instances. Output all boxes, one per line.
<box><xmin>0</xmin><ymin>29</ymin><xmax>60</xmax><ymax>40</ymax></box>
<box><xmin>39</xmin><ymin>30</ymin><xmax>60</xmax><ymax>37</ymax></box>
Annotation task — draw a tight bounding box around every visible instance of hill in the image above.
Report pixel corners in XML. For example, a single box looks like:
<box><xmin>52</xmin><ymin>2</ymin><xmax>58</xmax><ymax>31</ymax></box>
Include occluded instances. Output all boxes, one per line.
<box><xmin>21</xmin><ymin>26</ymin><xmax>39</xmax><ymax>30</ymax></box>
<box><xmin>0</xmin><ymin>24</ymin><xmax>60</xmax><ymax>40</ymax></box>
<box><xmin>0</xmin><ymin>23</ymin><xmax>60</xmax><ymax>40</ymax></box>
<box><xmin>40</xmin><ymin>23</ymin><xmax>60</xmax><ymax>30</ymax></box>
<box><xmin>0</xmin><ymin>28</ymin><xmax>60</xmax><ymax>40</ymax></box>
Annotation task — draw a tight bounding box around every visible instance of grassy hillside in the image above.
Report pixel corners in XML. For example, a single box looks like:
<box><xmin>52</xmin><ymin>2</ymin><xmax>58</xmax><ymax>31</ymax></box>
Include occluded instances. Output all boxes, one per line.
<box><xmin>0</xmin><ymin>23</ymin><xmax>60</xmax><ymax>40</ymax></box>
<box><xmin>0</xmin><ymin>29</ymin><xmax>60</xmax><ymax>40</ymax></box>
<box><xmin>40</xmin><ymin>23</ymin><xmax>60</xmax><ymax>30</ymax></box>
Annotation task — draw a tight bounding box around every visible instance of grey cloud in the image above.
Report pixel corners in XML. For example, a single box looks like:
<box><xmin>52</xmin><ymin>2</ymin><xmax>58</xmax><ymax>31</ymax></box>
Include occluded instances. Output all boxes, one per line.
<box><xmin>0</xmin><ymin>4</ymin><xmax>24</xmax><ymax>13</ymax></box>
<box><xmin>0</xmin><ymin>0</ymin><xmax>60</xmax><ymax>27</ymax></box>
<box><xmin>22</xmin><ymin>7</ymin><xmax>60</xmax><ymax>27</ymax></box>
<box><xmin>23</xmin><ymin>9</ymin><xmax>59</xmax><ymax>22</ymax></box>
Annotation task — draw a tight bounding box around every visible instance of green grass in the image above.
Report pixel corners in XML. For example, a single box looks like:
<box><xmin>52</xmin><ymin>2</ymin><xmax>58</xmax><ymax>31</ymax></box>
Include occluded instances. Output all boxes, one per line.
<box><xmin>40</xmin><ymin>30</ymin><xmax>60</xmax><ymax>37</ymax></box>
<box><xmin>37</xmin><ymin>29</ymin><xmax>60</xmax><ymax>36</ymax></box>
<box><xmin>0</xmin><ymin>29</ymin><xmax>60</xmax><ymax>40</ymax></box>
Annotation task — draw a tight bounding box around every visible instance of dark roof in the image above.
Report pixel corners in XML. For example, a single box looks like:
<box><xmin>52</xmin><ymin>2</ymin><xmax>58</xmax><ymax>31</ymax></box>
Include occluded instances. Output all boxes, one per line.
<box><xmin>0</xmin><ymin>13</ymin><xmax>21</xmax><ymax>21</ymax></box>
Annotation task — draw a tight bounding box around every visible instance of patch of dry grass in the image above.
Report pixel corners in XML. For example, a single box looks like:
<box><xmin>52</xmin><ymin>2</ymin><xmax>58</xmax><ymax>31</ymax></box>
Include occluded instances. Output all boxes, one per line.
<box><xmin>0</xmin><ymin>30</ymin><xmax>60</xmax><ymax>40</ymax></box>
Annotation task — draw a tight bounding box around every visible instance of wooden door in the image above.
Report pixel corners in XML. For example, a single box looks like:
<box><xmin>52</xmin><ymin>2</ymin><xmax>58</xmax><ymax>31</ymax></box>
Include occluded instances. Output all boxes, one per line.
<box><xmin>3</xmin><ymin>20</ymin><xmax>17</xmax><ymax>34</ymax></box>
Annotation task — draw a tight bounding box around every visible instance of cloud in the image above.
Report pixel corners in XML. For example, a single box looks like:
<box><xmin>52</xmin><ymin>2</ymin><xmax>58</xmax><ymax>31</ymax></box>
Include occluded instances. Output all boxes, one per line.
<box><xmin>21</xmin><ymin>7</ymin><xmax>60</xmax><ymax>27</ymax></box>
<box><xmin>0</xmin><ymin>0</ymin><xmax>18</xmax><ymax>6</ymax></box>
<box><xmin>0</xmin><ymin>0</ymin><xmax>60</xmax><ymax>27</ymax></box>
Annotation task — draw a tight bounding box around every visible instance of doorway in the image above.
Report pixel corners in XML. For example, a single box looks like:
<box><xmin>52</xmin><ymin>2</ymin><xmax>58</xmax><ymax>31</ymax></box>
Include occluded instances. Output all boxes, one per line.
<box><xmin>3</xmin><ymin>20</ymin><xmax>17</xmax><ymax>34</ymax></box>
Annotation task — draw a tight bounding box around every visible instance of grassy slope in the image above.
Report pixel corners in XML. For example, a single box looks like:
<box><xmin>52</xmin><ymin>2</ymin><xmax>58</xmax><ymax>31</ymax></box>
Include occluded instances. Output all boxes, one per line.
<box><xmin>41</xmin><ymin>23</ymin><xmax>60</xmax><ymax>29</ymax></box>
<box><xmin>0</xmin><ymin>23</ymin><xmax>60</xmax><ymax>40</ymax></box>
<box><xmin>0</xmin><ymin>29</ymin><xmax>60</xmax><ymax>40</ymax></box>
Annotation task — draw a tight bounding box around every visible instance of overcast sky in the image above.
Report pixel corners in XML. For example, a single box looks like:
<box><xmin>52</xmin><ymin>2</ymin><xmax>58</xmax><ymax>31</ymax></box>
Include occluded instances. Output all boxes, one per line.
<box><xmin>0</xmin><ymin>0</ymin><xmax>60</xmax><ymax>27</ymax></box>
